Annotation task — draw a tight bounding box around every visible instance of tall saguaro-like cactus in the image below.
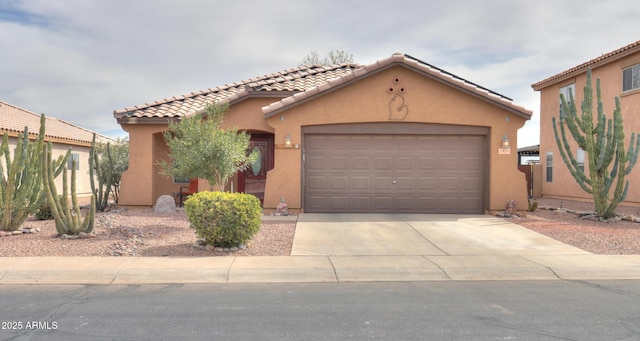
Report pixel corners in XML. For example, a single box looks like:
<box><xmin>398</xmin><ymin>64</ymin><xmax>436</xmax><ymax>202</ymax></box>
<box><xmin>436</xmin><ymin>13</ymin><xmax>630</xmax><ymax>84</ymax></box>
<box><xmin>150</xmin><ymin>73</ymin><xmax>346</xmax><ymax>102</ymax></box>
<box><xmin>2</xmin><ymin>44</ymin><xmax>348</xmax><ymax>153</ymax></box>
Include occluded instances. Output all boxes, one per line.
<box><xmin>89</xmin><ymin>133</ymin><xmax>113</xmax><ymax>211</ymax></box>
<box><xmin>553</xmin><ymin>69</ymin><xmax>640</xmax><ymax>219</ymax></box>
<box><xmin>0</xmin><ymin>114</ymin><xmax>53</xmax><ymax>231</ymax></box>
<box><xmin>42</xmin><ymin>142</ymin><xmax>95</xmax><ymax>236</ymax></box>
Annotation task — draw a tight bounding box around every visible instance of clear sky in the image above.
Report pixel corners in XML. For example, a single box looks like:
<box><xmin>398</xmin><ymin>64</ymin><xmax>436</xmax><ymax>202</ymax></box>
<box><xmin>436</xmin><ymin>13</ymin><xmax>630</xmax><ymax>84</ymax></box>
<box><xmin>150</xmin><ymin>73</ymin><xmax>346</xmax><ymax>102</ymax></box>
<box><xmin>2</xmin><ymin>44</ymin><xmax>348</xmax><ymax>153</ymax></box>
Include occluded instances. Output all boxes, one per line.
<box><xmin>1</xmin><ymin>0</ymin><xmax>638</xmax><ymax>147</ymax></box>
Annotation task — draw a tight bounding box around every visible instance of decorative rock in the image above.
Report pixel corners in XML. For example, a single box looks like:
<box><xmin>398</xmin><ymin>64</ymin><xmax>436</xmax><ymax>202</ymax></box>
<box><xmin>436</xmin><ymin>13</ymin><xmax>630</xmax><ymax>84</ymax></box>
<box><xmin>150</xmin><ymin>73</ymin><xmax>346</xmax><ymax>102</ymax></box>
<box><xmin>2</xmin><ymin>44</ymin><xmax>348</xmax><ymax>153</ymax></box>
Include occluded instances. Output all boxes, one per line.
<box><xmin>238</xmin><ymin>244</ymin><xmax>247</xmax><ymax>250</ymax></box>
<box><xmin>274</xmin><ymin>197</ymin><xmax>289</xmax><ymax>216</ymax></box>
<box><xmin>22</xmin><ymin>228</ymin><xmax>30</xmax><ymax>234</ymax></box>
<box><xmin>205</xmin><ymin>245</ymin><xmax>215</xmax><ymax>252</ymax></box>
<box><xmin>153</xmin><ymin>194</ymin><xmax>177</xmax><ymax>214</ymax></box>
<box><xmin>79</xmin><ymin>232</ymin><xmax>88</xmax><ymax>239</ymax></box>
<box><xmin>196</xmin><ymin>239</ymin><xmax>207</xmax><ymax>246</ymax></box>
<box><xmin>214</xmin><ymin>247</ymin><xmax>224</xmax><ymax>252</ymax></box>
<box><xmin>12</xmin><ymin>230</ymin><xmax>22</xmax><ymax>235</ymax></box>
<box><xmin>623</xmin><ymin>215</ymin><xmax>636</xmax><ymax>221</ymax></box>
<box><xmin>230</xmin><ymin>246</ymin><xmax>238</xmax><ymax>252</ymax></box>
<box><xmin>0</xmin><ymin>231</ymin><xmax>7</xmax><ymax>237</ymax></box>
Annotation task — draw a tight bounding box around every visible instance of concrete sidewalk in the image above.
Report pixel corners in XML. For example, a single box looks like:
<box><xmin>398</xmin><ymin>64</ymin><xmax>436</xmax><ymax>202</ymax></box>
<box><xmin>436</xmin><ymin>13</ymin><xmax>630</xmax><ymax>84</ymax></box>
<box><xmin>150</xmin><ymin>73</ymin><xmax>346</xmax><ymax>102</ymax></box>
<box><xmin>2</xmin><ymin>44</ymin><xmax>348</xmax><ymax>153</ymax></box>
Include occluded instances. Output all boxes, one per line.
<box><xmin>2</xmin><ymin>214</ymin><xmax>640</xmax><ymax>285</ymax></box>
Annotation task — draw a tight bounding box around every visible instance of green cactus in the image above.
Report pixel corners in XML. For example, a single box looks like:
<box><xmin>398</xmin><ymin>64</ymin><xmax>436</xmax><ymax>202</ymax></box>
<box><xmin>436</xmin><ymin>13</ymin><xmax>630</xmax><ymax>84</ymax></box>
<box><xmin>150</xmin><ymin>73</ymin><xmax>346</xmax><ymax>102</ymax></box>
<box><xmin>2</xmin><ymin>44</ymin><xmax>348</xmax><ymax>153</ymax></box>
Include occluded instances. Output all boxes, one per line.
<box><xmin>553</xmin><ymin>68</ymin><xmax>640</xmax><ymax>219</ymax></box>
<box><xmin>0</xmin><ymin>114</ymin><xmax>53</xmax><ymax>231</ymax></box>
<box><xmin>42</xmin><ymin>142</ymin><xmax>95</xmax><ymax>236</ymax></box>
<box><xmin>89</xmin><ymin>133</ymin><xmax>113</xmax><ymax>211</ymax></box>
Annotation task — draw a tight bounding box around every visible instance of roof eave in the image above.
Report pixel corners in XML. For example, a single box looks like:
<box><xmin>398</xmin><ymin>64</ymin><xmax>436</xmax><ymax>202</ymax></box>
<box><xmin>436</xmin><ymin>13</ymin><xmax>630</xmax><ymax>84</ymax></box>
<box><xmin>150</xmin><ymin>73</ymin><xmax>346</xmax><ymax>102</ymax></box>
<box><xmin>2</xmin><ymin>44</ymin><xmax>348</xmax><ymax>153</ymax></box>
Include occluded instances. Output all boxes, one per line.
<box><xmin>532</xmin><ymin>41</ymin><xmax>640</xmax><ymax>91</ymax></box>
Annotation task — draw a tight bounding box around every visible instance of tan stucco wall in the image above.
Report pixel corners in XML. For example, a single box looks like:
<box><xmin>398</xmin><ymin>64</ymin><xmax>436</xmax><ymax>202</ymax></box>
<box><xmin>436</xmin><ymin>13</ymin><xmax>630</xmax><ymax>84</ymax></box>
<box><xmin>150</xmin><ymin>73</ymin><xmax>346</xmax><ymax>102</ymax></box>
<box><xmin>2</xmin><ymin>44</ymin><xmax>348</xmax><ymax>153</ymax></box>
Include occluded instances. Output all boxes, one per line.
<box><xmin>538</xmin><ymin>51</ymin><xmax>640</xmax><ymax>205</ymax></box>
<box><xmin>263</xmin><ymin>66</ymin><xmax>529</xmax><ymax>212</ymax></box>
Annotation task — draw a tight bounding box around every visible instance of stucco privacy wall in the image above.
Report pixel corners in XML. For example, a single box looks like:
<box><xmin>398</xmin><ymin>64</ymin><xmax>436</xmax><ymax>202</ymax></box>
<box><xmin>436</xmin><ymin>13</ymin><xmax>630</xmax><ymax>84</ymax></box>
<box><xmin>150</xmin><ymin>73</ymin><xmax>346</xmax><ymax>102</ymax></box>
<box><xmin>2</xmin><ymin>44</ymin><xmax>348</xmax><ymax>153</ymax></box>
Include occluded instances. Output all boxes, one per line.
<box><xmin>263</xmin><ymin>65</ymin><xmax>529</xmax><ymax>212</ymax></box>
<box><xmin>536</xmin><ymin>47</ymin><xmax>640</xmax><ymax>205</ymax></box>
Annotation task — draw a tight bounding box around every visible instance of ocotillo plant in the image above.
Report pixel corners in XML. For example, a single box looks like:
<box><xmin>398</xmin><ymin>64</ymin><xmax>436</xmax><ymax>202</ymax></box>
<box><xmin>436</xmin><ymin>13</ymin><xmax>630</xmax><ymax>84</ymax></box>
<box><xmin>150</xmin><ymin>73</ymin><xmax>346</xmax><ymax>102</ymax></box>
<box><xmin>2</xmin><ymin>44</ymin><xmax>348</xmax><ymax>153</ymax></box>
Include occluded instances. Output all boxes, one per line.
<box><xmin>553</xmin><ymin>68</ymin><xmax>640</xmax><ymax>219</ymax></box>
<box><xmin>42</xmin><ymin>142</ymin><xmax>95</xmax><ymax>236</ymax></box>
<box><xmin>90</xmin><ymin>133</ymin><xmax>113</xmax><ymax>211</ymax></box>
<box><xmin>0</xmin><ymin>114</ymin><xmax>63</xmax><ymax>231</ymax></box>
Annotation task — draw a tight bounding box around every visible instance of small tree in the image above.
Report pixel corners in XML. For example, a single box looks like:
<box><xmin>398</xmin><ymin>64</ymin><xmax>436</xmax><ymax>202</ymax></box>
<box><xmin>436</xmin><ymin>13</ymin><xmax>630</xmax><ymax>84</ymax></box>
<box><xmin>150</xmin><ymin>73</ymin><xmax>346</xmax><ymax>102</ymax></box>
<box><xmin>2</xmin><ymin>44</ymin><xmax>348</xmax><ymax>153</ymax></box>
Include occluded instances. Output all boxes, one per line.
<box><xmin>159</xmin><ymin>102</ymin><xmax>255</xmax><ymax>190</ymax></box>
<box><xmin>299</xmin><ymin>49</ymin><xmax>354</xmax><ymax>66</ymax></box>
<box><xmin>553</xmin><ymin>68</ymin><xmax>640</xmax><ymax>219</ymax></box>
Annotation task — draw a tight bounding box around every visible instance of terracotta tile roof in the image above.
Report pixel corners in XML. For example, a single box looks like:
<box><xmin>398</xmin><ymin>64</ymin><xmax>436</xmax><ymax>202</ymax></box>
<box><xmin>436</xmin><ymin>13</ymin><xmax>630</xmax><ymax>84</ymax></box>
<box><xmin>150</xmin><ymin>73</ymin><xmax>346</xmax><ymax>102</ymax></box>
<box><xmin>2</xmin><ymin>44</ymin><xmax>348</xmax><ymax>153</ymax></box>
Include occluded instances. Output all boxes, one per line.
<box><xmin>262</xmin><ymin>53</ymin><xmax>532</xmax><ymax>119</ymax></box>
<box><xmin>113</xmin><ymin>63</ymin><xmax>360</xmax><ymax>122</ymax></box>
<box><xmin>0</xmin><ymin>100</ymin><xmax>113</xmax><ymax>145</ymax></box>
<box><xmin>532</xmin><ymin>40</ymin><xmax>640</xmax><ymax>90</ymax></box>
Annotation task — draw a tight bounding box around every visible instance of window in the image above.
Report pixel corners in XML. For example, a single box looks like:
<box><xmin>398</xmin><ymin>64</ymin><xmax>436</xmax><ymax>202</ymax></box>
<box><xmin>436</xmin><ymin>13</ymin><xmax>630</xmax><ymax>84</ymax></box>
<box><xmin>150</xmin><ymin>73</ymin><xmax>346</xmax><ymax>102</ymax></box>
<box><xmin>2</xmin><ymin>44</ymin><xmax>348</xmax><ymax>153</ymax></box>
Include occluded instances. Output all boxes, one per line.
<box><xmin>546</xmin><ymin>152</ymin><xmax>553</xmax><ymax>182</ymax></box>
<box><xmin>559</xmin><ymin>84</ymin><xmax>575</xmax><ymax>119</ymax></box>
<box><xmin>174</xmin><ymin>177</ymin><xmax>189</xmax><ymax>184</ymax></box>
<box><xmin>623</xmin><ymin>64</ymin><xmax>640</xmax><ymax>91</ymax></box>
<box><xmin>576</xmin><ymin>148</ymin><xmax>585</xmax><ymax>172</ymax></box>
<box><xmin>67</xmin><ymin>153</ymin><xmax>80</xmax><ymax>170</ymax></box>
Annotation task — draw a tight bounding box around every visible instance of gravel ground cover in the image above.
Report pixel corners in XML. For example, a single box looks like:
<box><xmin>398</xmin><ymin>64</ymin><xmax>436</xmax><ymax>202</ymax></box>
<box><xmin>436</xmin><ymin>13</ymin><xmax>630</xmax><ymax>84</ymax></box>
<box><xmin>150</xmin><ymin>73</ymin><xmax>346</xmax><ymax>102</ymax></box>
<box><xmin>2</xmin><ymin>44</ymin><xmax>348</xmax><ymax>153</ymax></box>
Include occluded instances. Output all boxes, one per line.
<box><xmin>1</xmin><ymin>198</ymin><xmax>640</xmax><ymax>256</ymax></box>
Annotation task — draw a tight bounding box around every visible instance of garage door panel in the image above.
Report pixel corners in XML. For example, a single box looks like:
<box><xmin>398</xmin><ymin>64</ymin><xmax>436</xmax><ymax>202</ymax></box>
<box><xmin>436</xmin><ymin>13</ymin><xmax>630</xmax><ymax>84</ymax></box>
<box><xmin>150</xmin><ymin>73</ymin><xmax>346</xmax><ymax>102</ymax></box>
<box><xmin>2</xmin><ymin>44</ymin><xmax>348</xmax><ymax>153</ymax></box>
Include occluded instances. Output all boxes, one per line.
<box><xmin>374</xmin><ymin>177</ymin><xmax>393</xmax><ymax>191</ymax></box>
<box><xmin>328</xmin><ymin>176</ymin><xmax>349</xmax><ymax>191</ymax></box>
<box><xmin>304</xmin><ymin>133</ymin><xmax>485</xmax><ymax>213</ymax></box>
<box><xmin>351</xmin><ymin>176</ymin><xmax>371</xmax><ymax>190</ymax></box>
<box><xmin>374</xmin><ymin>157</ymin><xmax>393</xmax><ymax>170</ymax></box>
<box><xmin>352</xmin><ymin>157</ymin><xmax>370</xmax><ymax>170</ymax></box>
<box><xmin>396</xmin><ymin>157</ymin><xmax>414</xmax><ymax>171</ymax></box>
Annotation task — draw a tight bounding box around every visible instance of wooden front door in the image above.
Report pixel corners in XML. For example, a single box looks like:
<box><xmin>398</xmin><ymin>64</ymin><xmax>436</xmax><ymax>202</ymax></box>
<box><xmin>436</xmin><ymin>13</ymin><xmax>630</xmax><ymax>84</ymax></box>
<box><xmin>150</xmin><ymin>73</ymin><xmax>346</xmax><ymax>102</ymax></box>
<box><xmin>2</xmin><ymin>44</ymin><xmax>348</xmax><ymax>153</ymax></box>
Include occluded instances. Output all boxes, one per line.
<box><xmin>238</xmin><ymin>134</ymin><xmax>274</xmax><ymax>205</ymax></box>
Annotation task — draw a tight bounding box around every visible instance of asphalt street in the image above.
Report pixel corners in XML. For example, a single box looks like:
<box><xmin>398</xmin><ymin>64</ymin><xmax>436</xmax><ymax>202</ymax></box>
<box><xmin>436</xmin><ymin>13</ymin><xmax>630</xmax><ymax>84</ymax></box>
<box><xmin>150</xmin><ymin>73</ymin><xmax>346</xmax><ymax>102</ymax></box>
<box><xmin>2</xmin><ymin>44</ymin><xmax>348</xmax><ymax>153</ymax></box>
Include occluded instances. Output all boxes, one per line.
<box><xmin>1</xmin><ymin>280</ymin><xmax>640</xmax><ymax>341</ymax></box>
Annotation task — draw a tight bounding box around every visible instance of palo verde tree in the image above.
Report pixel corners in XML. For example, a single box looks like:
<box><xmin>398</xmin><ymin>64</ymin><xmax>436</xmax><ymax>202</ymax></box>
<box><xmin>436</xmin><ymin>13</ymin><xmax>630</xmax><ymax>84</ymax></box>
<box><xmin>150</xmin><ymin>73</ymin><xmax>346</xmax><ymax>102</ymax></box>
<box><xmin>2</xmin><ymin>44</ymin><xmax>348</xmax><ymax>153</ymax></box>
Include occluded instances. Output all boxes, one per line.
<box><xmin>553</xmin><ymin>68</ymin><xmax>640</xmax><ymax>219</ymax></box>
<box><xmin>159</xmin><ymin>102</ymin><xmax>256</xmax><ymax>190</ymax></box>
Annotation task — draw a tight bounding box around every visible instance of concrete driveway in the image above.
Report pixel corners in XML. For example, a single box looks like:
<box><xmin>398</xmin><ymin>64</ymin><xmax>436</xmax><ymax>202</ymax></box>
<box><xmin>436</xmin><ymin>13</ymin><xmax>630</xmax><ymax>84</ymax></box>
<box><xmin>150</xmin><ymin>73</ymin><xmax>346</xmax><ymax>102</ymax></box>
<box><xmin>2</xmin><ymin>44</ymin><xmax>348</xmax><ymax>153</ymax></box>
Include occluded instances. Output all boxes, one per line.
<box><xmin>292</xmin><ymin>214</ymin><xmax>591</xmax><ymax>256</ymax></box>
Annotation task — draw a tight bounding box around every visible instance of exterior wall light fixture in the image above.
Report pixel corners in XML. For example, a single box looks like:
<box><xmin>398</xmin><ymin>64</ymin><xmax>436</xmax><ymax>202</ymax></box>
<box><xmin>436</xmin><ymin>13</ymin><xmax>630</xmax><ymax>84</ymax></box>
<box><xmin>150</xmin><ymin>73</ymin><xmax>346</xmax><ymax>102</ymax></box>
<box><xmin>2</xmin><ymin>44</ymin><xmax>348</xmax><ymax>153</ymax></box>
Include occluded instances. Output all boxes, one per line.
<box><xmin>285</xmin><ymin>135</ymin><xmax>292</xmax><ymax>148</ymax></box>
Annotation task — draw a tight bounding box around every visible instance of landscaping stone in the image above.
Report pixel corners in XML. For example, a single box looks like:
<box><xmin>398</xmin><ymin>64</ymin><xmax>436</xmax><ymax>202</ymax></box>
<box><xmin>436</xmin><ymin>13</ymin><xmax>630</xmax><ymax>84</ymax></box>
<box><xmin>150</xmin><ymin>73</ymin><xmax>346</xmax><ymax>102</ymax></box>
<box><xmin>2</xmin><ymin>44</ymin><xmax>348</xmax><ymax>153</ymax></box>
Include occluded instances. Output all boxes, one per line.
<box><xmin>154</xmin><ymin>195</ymin><xmax>177</xmax><ymax>214</ymax></box>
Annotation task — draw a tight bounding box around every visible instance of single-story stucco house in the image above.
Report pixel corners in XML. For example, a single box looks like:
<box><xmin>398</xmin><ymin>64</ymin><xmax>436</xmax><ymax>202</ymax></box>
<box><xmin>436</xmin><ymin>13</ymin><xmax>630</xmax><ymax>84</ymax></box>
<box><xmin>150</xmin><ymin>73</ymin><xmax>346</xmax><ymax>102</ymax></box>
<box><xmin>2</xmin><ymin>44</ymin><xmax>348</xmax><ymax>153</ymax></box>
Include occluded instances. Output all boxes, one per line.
<box><xmin>114</xmin><ymin>53</ymin><xmax>532</xmax><ymax>214</ymax></box>
<box><xmin>532</xmin><ymin>40</ymin><xmax>640</xmax><ymax>205</ymax></box>
<box><xmin>1</xmin><ymin>99</ymin><xmax>114</xmax><ymax>196</ymax></box>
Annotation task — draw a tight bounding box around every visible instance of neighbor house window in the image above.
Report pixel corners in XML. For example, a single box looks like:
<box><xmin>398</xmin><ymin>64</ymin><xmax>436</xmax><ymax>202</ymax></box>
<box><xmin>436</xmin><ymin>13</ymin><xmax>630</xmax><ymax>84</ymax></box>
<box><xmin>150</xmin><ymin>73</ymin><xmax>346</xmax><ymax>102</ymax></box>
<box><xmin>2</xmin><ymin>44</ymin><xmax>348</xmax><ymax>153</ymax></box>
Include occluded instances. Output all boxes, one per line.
<box><xmin>623</xmin><ymin>64</ymin><xmax>640</xmax><ymax>91</ymax></box>
<box><xmin>559</xmin><ymin>83</ymin><xmax>575</xmax><ymax>119</ymax></box>
<box><xmin>576</xmin><ymin>148</ymin><xmax>585</xmax><ymax>172</ymax></box>
<box><xmin>67</xmin><ymin>153</ymin><xmax>80</xmax><ymax>170</ymax></box>
<box><xmin>546</xmin><ymin>152</ymin><xmax>553</xmax><ymax>182</ymax></box>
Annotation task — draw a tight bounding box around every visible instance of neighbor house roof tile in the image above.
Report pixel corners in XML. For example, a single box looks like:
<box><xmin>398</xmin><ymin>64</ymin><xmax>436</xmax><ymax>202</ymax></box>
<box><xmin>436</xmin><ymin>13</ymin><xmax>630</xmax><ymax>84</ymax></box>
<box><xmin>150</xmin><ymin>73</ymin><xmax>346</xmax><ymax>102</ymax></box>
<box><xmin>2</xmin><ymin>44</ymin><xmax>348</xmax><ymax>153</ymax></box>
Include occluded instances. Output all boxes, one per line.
<box><xmin>1</xmin><ymin>100</ymin><xmax>114</xmax><ymax>145</ymax></box>
<box><xmin>532</xmin><ymin>40</ymin><xmax>640</xmax><ymax>90</ymax></box>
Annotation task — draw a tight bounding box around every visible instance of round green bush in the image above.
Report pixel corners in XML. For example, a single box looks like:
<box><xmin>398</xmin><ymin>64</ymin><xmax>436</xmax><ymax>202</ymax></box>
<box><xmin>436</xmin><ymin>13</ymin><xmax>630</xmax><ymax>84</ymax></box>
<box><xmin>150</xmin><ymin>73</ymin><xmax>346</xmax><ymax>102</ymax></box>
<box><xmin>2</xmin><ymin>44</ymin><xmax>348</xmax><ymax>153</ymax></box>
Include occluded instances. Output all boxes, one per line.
<box><xmin>184</xmin><ymin>191</ymin><xmax>261</xmax><ymax>247</ymax></box>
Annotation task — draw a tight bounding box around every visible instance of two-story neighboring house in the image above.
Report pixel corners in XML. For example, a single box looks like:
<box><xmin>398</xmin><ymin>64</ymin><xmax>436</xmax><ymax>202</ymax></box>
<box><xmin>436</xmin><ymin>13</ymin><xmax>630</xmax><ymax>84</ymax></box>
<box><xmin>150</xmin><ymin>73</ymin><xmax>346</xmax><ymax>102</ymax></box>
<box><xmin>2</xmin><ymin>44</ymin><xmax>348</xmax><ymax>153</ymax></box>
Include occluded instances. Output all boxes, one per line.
<box><xmin>532</xmin><ymin>40</ymin><xmax>640</xmax><ymax>205</ymax></box>
<box><xmin>1</xmin><ymin>100</ymin><xmax>114</xmax><ymax>197</ymax></box>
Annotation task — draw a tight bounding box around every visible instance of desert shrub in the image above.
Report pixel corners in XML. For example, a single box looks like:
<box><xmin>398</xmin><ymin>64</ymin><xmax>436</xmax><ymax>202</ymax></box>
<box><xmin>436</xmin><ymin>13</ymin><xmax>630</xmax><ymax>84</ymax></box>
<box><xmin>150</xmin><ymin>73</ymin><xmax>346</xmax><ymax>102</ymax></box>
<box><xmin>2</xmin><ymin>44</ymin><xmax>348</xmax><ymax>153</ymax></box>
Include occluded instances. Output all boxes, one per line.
<box><xmin>184</xmin><ymin>191</ymin><xmax>261</xmax><ymax>247</ymax></box>
<box><xmin>35</xmin><ymin>199</ymin><xmax>54</xmax><ymax>220</ymax></box>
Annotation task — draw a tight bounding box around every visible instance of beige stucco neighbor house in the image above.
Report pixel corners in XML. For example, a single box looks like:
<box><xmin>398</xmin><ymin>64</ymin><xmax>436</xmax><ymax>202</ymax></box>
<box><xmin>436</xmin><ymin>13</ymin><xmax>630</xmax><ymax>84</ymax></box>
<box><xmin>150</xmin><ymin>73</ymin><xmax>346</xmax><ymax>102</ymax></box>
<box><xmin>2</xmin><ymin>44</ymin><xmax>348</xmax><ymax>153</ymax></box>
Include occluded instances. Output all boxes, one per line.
<box><xmin>1</xmin><ymin>100</ymin><xmax>114</xmax><ymax>196</ymax></box>
<box><xmin>532</xmin><ymin>40</ymin><xmax>640</xmax><ymax>205</ymax></box>
<box><xmin>115</xmin><ymin>53</ymin><xmax>532</xmax><ymax>214</ymax></box>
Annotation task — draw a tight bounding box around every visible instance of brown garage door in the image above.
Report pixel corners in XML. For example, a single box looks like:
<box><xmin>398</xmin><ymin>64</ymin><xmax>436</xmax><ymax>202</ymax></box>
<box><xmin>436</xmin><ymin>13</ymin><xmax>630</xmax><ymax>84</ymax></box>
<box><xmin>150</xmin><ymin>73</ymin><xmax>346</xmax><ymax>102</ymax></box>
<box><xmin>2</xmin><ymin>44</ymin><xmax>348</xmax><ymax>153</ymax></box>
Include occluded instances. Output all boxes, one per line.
<box><xmin>304</xmin><ymin>134</ymin><xmax>485</xmax><ymax>213</ymax></box>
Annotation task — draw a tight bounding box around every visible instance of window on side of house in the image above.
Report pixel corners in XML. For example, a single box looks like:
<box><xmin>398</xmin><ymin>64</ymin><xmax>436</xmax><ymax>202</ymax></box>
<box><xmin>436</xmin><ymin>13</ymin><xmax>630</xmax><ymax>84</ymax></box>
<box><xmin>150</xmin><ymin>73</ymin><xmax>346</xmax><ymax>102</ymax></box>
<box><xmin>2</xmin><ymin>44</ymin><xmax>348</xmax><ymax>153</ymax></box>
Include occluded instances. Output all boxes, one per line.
<box><xmin>67</xmin><ymin>153</ymin><xmax>80</xmax><ymax>170</ymax></box>
<box><xmin>546</xmin><ymin>152</ymin><xmax>553</xmax><ymax>182</ymax></box>
<box><xmin>576</xmin><ymin>148</ymin><xmax>585</xmax><ymax>172</ymax></box>
<box><xmin>559</xmin><ymin>84</ymin><xmax>576</xmax><ymax>119</ymax></box>
<box><xmin>623</xmin><ymin>64</ymin><xmax>640</xmax><ymax>92</ymax></box>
